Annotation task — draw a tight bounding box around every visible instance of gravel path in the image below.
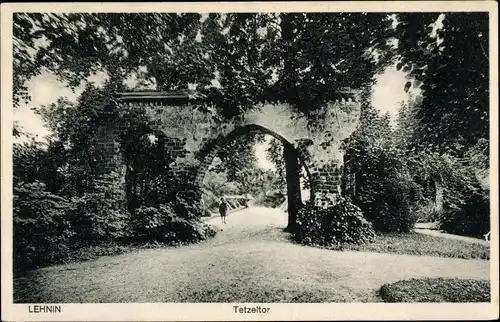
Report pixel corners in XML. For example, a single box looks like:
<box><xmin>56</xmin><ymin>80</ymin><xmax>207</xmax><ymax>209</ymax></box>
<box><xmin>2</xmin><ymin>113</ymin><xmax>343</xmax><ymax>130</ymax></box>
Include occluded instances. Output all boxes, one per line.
<box><xmin>14</xmin><ymin>207</ymin><xmax>490</xmax><ymax>303</ymax></box>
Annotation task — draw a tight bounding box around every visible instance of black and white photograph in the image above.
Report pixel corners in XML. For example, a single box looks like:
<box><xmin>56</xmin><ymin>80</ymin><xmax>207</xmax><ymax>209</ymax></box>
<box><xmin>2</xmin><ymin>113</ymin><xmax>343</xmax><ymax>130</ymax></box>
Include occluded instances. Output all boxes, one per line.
<box><xmin>1</xmin><ymin>1</ymin><xmax>498</xmax><ymax>321</ymax></box>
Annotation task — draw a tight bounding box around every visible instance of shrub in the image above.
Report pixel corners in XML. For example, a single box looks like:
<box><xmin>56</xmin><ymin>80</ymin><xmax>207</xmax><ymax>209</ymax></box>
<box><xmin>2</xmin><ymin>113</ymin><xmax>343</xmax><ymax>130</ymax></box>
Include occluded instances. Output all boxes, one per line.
<box><xmin>348</xmin><ymin>168</ymin><xmax>420</xmax><ymax>233</ymax></box>
<box><xmin>343</xmin><ymin>141</ymin><xmax>422</xmax><ymax>233</ymax></box>
<box><xmin>131</xmin><ymin>203</ymin><xmax>217</xmax><ymax>245</ymax></box>
<box><xmin>375</xmin><ymin>172</ymin><xmax>421</xmax><ymax>233</ymax></box>
<box><xmin>294</xmin><ymin>196</ymin><xmax>376</xmax><ymax>248</ymax></box>
<box><xmin>129</xmin><ymin>184</ymin><xmax>218</xmax><ymax>245</ymax></box>
<box><xmin>438</xmin><ymin>192</ymin><xmax>490</xmax><ymax>238</ymax></box>
<box><xmin>341</xmin><ymin>103</ymin><xmax>421</xmax><ymax>234</ymax></box>
<box><xmin>13</xmin><ymin>171</ymin><xmax>136</xmax><ymax>273</ymax></box>
<box><xmin>172</xmin><ymin>188</ymin><xmax>206</xmax><ymax>219</ymax></box>
<box><xmin>68</xmin><ymin>173</ymin><xmax>130</xmax><ymax>247</ymax></box>
<box><xmin>253</xmin><ymin>192</ymin><xmax>286</xmax><ymax>208</ymax></box>
<box><xmin>432</xmin><ymin>154</ymin><xmax>490</xmax><ymax>238</ymax></box>
<box><xmin>13</xmin><ymin>181</ymin><xmax>75</xmax><ymax>272</ymax></box>
<box><xmin>348</xmin><ymin>154</ymin><xmax>422</xmax><ymax>233</ymax></box>
<box><xmin>412</xmin><ymin>198</ymin><xmax>443</xmax><ymax>223</ymax></box>
<box><xmin>70</xmin><ymin>192</ymin><xmax>130</xmax><ymax>247</ymax></box>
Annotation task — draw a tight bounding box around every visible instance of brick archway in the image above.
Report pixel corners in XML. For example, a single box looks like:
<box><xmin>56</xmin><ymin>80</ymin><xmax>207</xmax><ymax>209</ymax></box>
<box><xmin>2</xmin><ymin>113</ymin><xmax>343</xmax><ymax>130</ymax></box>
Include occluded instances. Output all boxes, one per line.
<box><xmin>94</xmin><ymin>90</ymin><xmax>361</xmax><ymax>218</ymax></box>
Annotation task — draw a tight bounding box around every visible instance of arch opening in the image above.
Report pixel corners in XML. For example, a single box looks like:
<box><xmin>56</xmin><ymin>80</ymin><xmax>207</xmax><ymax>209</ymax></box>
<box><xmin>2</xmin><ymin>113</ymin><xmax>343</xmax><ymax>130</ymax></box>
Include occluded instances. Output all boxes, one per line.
<box><xmin>195</xmin><ymin>124</ymin><xmax>313</xmax><ymax>187</ymax></box>
<box><xmin>195</xmin><ymin>124</ymin><xmax>314</xmax><ymax>231</ymax></box>
<box><xmin>118</xmin><ymin>127</ymin><xmax>188</xmax><ymax>213</ymax></box>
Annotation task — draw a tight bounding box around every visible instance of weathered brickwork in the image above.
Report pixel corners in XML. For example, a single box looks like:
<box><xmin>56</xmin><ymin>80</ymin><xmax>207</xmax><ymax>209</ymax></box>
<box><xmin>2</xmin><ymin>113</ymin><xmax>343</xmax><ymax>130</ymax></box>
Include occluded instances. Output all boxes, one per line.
<box><xmin>95</xmin><ymin>90</ymin><xmax>361</xmax><ymax>209</ymax></box>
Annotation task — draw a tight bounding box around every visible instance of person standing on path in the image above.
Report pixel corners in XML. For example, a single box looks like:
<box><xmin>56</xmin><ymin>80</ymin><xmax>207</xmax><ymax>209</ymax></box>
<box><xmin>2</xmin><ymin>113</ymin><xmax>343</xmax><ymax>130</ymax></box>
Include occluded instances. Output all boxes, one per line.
<box><xmin>219</xmin><ymin>198</ymin><xmax>228</xmax><ymax>224</ymax></box>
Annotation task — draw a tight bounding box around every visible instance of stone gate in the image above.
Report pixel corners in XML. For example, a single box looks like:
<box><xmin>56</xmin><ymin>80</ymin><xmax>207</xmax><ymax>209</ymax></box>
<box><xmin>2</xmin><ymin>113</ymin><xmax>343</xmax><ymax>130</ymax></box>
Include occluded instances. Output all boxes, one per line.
<box><xmin>96</xmin><ymin>90</ymin><xmax>361</xmax><ymax>229</ymax></box>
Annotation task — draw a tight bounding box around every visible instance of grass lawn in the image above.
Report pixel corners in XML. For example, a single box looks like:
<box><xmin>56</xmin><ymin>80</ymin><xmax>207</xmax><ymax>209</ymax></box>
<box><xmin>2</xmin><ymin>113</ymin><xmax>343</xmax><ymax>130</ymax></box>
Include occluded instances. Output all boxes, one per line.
<box><xmin>379</xmin><ymin>278</ymin><xmax>491</xmax><ymax>302</ymax></box>
<box><xmin>340</xmin><ymin>232</ymin><xmax>490</xmax><ymax>260</ymax></box>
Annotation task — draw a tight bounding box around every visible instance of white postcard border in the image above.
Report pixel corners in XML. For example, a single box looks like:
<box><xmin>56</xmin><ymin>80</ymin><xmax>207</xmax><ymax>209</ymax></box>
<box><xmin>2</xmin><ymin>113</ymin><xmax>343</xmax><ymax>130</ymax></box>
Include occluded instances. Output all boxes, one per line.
<box><xmin>1</xmin><ymin>2</ymin><xmax>498</xmax><ymax>321</ymax></box>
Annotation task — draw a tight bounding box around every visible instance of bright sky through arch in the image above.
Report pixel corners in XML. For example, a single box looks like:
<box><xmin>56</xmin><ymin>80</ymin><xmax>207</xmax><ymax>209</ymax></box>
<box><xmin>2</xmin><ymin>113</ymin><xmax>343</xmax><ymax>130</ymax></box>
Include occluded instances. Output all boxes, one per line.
<box><xmin>254</xmin><ymin>135</ymin><xmax>275</xmax><ymax>170</ymax></box>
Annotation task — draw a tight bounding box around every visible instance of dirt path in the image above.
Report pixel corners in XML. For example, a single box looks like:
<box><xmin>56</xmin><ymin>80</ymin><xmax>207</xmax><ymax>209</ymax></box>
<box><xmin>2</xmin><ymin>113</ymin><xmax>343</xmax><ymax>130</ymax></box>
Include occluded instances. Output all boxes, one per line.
<box><xmin>14</xmin><ymin>207</ymin><xmax>490</xmax><ymax>303</ymax></box>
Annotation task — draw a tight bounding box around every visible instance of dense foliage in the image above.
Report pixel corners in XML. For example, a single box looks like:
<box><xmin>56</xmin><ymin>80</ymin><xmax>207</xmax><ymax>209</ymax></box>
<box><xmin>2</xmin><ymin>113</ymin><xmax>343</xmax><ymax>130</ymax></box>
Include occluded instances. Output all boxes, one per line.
<box><xmin>395</xmin><ymin>13</ymin><xmax>489</xmax><ymax>156</ymax></box>
<box><xmin>342</xmin><ymin>90</ymin><xmax>489</xmax><ymax>237</ymax></box>
<box><xmin>13</xmin><ymin>12</ymin><xmax>394</xmax><ymax>118</ymax></box>
<box><xmin>12</xmin><ymin>84</ymin><xmax>218</xmax><ymax>273</ymax></box>
<box><xmin>342</xmin><ymin>102</ymin><xmax>421</xmax><ymax>233</ymax></box>
<box><xmin>438</xmin><ymin>193</ymin><xmax>489</xmax><ymax>238</ymax></box>
<box><xmin>392</xmin><ymin>78</ymin><xmax>490</xmax><ymax>236</ymax></box>
<box><xmin>13</xmin><ymin>173</ymin><xmax>129</xmax><ymax>273</ymax></box>
<box><xmin>387</xmin><ymin>13</ymin><xmax>490</xmax><ymax>237</ymax></box>
<box><xmin>293</xmin><ymin>196</ymin><xmax>376</xmax><ymax>248</ymax></box>
<box><xmin>212</xmin><ymin>133</ymin><xmax>265</xmax><ymax>182</ymax></box>
<box><xmin>131</xmin><ymin>204</ymin><xmax>217</xmax><ymax>245</ymax></box>
<box><xmin>429</xmin><ymin>152</ymin><xmax>490</xmax><ymax>237</ymax></box>
<box><xmin>200</xmin><ymin>132</ymin><xmax>297</xmax><ymax>213</ymax></box>
<box><xmin>13</xmin><ymin>181</ymin><xmax>74</xmax><ymax>272</ymax></box>
<box><xmin>68</xmin><ymin>173</ymin><xmax>130</xmax><ymax>247</ymax></box>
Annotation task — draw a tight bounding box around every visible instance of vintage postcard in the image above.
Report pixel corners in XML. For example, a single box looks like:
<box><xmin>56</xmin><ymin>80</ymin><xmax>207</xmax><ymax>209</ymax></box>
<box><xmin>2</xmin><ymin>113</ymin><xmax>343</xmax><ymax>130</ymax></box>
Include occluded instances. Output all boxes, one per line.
<box><xmin>1</xmin><ymin>1</ymin><xmax>498</xmax><ymax>321</ymax></box>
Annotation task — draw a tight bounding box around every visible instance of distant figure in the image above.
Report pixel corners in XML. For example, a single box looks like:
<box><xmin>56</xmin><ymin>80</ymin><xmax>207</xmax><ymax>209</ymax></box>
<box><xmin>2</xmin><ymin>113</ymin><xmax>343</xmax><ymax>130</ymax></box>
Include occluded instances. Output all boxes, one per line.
<box><xmin>219</xmin><ymin>198</ymin><xmax>228</xmax><ymax>224</ymax></box>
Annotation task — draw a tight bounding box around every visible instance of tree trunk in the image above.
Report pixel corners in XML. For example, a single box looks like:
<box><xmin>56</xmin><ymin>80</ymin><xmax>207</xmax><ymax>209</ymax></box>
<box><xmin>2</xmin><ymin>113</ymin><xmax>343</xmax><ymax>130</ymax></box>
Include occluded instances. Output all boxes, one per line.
<box><xmin>125</xmin><ymin>165</ymin><xmax>138</xmax><ymax>212</ymax></box>
<box><xmin>283</xmin><ymin>142</ymin><xmax>302</xmax><ymax>232</ymax></box>
<box><xmin>280</xmin><ymin>13</ymin><xmax>297</xmax><ymax>96</ymax></box>
<box><xmin>434</xmin><ymin>179</ymin><xmax>444</xmax><ymax>211</ymax></box>
<box><xmin>353</xmin><ymin>172</ymin><xmax>357</xmax><ymax>197</ymax></box>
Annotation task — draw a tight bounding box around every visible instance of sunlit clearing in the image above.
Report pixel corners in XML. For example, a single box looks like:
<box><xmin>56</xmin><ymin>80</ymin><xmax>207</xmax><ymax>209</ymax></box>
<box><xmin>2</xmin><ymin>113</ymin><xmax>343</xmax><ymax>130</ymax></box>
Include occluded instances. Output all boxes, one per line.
<box><xmin>254</xmin><ymin>135</ymin><xmax>275</xmax><ymax>170</ymax></box>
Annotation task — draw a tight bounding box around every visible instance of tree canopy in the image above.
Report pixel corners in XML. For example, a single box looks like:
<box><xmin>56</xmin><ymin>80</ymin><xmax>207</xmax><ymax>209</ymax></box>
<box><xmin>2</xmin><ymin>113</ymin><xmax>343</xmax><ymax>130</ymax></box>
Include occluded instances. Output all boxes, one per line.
<box><xmin>13</xmin><ymin>13</ymin><xmax>394</xmax><ymax>117</ymax></box>
<box><xmin>394</xmin><ymin>12</ymin><xmax>489</xmax><ymax>154</ymax></box>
